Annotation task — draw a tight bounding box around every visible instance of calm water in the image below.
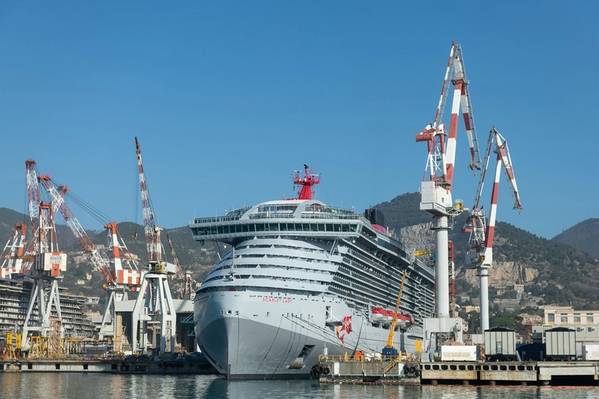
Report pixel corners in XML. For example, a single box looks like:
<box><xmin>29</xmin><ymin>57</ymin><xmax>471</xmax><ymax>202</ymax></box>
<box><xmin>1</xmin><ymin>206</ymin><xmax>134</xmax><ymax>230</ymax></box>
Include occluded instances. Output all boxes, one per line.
<box><xmin>2</xmin><ymin>375</ymin><xmax>599</xmax><ymax>399</ymax></box>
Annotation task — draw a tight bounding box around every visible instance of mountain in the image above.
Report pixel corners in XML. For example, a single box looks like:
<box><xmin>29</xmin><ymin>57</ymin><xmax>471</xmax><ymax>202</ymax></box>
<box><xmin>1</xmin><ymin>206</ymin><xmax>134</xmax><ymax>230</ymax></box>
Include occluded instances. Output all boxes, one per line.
<box><xmin>375</xmin><ymin>193</ymin><xmax>599</xmax><ymax>332</ymax></box>
<box><xmin>553</xmin><ymin>218</ymin><xmax>599</xmax><ymax>258</ymax></box>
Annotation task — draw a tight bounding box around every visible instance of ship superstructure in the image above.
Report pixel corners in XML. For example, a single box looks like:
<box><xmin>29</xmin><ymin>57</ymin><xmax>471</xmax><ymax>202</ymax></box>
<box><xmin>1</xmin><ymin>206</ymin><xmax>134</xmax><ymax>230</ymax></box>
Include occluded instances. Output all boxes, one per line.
<box><xmin>190</xmin><ymin>166</ymin><xmax>435</xmax><ymax>378</ymax></box>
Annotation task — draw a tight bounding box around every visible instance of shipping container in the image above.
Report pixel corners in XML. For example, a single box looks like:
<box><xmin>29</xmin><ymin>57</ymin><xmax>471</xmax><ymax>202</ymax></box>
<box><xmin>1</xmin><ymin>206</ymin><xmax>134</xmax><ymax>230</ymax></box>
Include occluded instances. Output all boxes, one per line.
<box><xmin>440</xmin><ymin>345</ymin><xmax>478</xmax><ymax>362</ymax></box>
<box><xmin>484</xmin><ymin>327</ymin><xmax>517</xmax><ymax>361</ymax></box>
<box><xmin>545</xmin><ymin>327</ymin><xmax>576</xmax><ymax>360</ymax></box>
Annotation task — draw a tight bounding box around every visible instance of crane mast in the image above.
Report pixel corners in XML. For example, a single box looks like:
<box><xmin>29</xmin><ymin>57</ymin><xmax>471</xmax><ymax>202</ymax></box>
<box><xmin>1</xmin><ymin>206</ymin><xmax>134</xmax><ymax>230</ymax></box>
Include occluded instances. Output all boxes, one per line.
<box><xmin>465</xmin><ymin>127</ymin><xmax>522</xmax><ymax>332</ymax></box>
<box><xmin>131</xmin><ymin>136</ymin><xmax>177</xmax><ymax>354</ymax></box>
<box><xmin>21</xmin><ymin>201</ymin><xmax>67</xmax><ymax>350</ymax></box>
<box><xmin>416</xmin><ymin>42</ymin><xmax>480</xmax><ymax>328</ymax></box>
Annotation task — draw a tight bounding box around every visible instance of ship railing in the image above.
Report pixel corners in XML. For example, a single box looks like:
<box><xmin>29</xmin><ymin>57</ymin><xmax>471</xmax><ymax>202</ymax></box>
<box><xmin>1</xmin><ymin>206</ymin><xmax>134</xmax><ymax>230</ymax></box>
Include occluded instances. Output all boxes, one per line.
<box><xmin>192</xmin><ymin>215</ymin><xmax>242</xmax><ymax>224</ymax></box>
<box><xmin>300</xmin><ymin>213</ymin><xmax>361</xmax><ymax>220</ymax></box>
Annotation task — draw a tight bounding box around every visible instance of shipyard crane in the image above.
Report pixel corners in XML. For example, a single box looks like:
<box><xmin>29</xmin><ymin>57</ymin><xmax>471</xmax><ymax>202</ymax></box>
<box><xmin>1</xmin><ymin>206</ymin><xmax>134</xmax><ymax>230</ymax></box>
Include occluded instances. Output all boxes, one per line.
<box><xmin>38</xmin><ymin>175</ymin><xmax>144</xmax><ymax>341</ymax></box>
<box><xmin>20</xmin><ymin>160</ymin><xmax>43</xmax><ymax>274</ymax></box>
<box><xmin>0</xmin><ymin>224</ymin><xmax>27</xmax><ymax>278</ymax></box>
<box><xmin>131</xmin><ymin>136</ymin><xmax>178</xmax><ymax>353</ymax></box>
<box><xmin>21</xmin><ymin>201</ymin><xmax>67</xmax><ymax>350</ymax></box>
<box><xmin>415</xmin><ymin>41</ymin><xmax>481</xmax><ymax>329</ymax></box>
<box><xmin>463</xmin><ymin>127</ymin><xmax>522</xmax><ymax>332</ymax></box>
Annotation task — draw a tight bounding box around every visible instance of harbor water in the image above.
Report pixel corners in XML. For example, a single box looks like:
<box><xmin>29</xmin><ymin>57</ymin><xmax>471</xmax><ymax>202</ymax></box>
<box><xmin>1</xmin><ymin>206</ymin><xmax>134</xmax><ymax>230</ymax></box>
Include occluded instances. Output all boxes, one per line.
<box><xmin>2</xmin><ymin>374</ymin><xmax>599</xmax><ymax>399</ymax></box>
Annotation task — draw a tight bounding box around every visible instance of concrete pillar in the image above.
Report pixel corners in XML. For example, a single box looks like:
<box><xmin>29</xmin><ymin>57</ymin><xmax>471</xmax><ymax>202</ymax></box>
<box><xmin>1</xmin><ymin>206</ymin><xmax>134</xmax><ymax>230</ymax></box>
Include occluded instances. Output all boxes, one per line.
<box><xmin>435</xmin><ymin>215</ymin><xmax>450</xmax><ymax>318</ymax></box>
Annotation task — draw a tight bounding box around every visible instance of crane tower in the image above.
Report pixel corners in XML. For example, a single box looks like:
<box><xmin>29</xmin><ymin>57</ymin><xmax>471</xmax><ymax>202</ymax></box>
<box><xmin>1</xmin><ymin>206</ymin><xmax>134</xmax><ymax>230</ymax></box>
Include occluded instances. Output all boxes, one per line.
<box><xmin>464</xmin><ymin>127</ymin><xmax>522</xmax><ymax>332</ymax></box>
<box><xmin>131</xmin><ymin>137</ymin><xmax>178</xmax><ymax>353</ymax></box>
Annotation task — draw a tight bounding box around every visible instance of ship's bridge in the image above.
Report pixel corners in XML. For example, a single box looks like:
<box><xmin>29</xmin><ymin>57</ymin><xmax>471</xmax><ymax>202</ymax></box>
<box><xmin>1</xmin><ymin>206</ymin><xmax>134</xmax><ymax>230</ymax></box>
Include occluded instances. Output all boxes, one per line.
<box><xmin>190</xmin><ymin>199</ymin><xmax>365</xmax><ymax>243</ymax></box>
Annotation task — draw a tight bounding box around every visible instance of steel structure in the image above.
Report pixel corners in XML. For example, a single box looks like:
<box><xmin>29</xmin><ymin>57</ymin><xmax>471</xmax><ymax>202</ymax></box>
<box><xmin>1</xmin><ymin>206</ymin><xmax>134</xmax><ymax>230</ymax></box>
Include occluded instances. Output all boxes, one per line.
<box><xmin>21</xmin><ymin>202</ymin><xmax>67</xmax><ymax>350</ymax></box>
<box><xmin>464</xmin><ymin>127</ymin><xmax>522</xmax><ymax>332</ymax></box>
<box><xmin>39</xmin><ymin>174</ymin><xmax>144</xmax><ymax>341</ymax></box>
<box><xmin>415</xmin><ymin>41</ymin><xmax>480</xmax><ymax>319</ymax></box>
<box><xmin>0</xmin><ymin>224</ymin><xmax>27</xmax><ymax>278</ymax></box>
<box><xmin>99</xmin><ymin>223</ymin><xmax>143</xmax><ymax>340</ymax></box>
<box><xmin>131</xmin><ymin>137</ymin><xmax>178</xmax><ymax>353</ymax></box>
<box><xmin>167</xmin><ymin>232</ymin><xmax>196</xmax><ymax>300</ymax></box>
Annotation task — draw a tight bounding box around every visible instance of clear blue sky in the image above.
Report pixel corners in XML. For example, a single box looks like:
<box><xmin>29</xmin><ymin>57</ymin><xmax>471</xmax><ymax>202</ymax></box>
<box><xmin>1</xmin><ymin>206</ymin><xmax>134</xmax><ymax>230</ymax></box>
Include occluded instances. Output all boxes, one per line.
<box><xmin>0</xmin><ymin>1</ymin><xmax>597</xmax><ymax>238</ymax></box>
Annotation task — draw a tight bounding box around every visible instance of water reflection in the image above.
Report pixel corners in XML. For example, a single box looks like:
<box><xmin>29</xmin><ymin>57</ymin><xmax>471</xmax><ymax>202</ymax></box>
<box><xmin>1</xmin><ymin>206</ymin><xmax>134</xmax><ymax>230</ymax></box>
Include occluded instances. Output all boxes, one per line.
<box><xmin>2</xmin><ymin>374</ymin><xmax>599</xmax><ymax>399</ymax></box>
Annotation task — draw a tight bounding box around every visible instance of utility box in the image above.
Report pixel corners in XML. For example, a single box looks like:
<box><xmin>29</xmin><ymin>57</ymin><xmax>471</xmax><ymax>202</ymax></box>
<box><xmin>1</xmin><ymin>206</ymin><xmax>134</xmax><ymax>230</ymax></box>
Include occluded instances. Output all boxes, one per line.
<box><xmin>545</xmin><ymin>327</ymin><xmax>576</xmax><ymax>360</ymax></box>
<box><xmin>35</xmin><ymin>252</ymin><xmax>67</xmax><ymax>277</ymax></box>
<box><xmin>419</xmin><ymin>181</ymin><xmax>452</xmax><ymax>215</ymax></box>
<box><xmin>484</xmin><ymin>327</ymin><xmax>517</xmax><ymax>361</ymax></box>
<box><xmin>440</xmin><ymin>345</ymin><xmax>478</xmax><ymax>362</ymax></box>
<box><xmin>583</xmin><ymin>344</ymin><xmax>599</xmax><ymax>361</ymax></box>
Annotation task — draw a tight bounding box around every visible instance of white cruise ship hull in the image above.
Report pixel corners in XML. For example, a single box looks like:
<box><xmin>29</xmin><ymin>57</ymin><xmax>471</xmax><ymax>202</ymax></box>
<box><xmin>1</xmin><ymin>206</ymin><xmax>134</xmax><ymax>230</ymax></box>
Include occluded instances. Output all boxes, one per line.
<box><xmin>195</xmin><ymin>289</ymin><xmax>422</xmax><ymax>379</ymax></box>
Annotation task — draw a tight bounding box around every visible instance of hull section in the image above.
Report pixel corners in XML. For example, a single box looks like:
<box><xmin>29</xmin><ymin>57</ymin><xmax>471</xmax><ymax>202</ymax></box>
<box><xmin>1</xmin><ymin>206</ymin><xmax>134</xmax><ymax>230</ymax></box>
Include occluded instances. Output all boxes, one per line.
<box><xmin>195</xmin><ymin>290</ymin><xmax>421</xmax><ymax>378</ymax></box>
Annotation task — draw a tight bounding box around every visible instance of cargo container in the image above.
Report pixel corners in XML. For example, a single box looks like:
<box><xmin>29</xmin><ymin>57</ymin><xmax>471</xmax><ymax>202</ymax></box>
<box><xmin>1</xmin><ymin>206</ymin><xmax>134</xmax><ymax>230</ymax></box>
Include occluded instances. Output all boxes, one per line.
<box><xmin>440</xmin><ymin>345</ymin><xmax>478</xmax><ymax>362</ymax></box>
<box><xmin>484</xmin><ymin>327</ymin><xmax>517</xmax><ymax>361</ymax></box>
<box><xmin>583</xmin><ymin>344</ymin><xmax>599</xmax><ymax>361</ymax></box>
<box><xmin>545</xmin><ymin>327</ymin><xmax>576</xmax><ymax>360</ymax></box>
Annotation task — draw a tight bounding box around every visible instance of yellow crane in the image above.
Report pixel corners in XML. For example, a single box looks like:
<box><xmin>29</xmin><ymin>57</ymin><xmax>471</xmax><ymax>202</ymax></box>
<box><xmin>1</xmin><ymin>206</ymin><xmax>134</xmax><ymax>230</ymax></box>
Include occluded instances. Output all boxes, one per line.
<box><xmin>382</xmin><ymin>270</ymin><xmax>408</xmax><ymax>357</ymax></box>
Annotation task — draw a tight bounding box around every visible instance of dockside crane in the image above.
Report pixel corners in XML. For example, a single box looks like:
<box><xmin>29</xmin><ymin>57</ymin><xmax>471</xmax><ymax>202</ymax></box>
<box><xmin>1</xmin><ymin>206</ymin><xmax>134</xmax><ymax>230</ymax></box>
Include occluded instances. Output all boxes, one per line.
<box><xmin>38</xmin><ymin>175</ymin><xmax>144</xmax><ymax>341</ymax></box>
<box><xmin>166</xmin><ymin>232</ymin><xmax>197</xmax><ymax>300</ymax></box>
<box><xmin>21</xmin><ymin>201</ymin><xmax>67</xmax><ymax>350</ymax></box>
<box><xmin>463</xmin><ymin>127</ymin><xmax>522</xmax><ymax>332</ymax></box>
<box><xmin>131</xmin><ymin>136</ymin><xmax>178</xmax><ymax>353</ymax></box>
<box><xmin>415</xmin><ymin>41</ymin><xmax>481</xmax><ymax>333</ymax></box>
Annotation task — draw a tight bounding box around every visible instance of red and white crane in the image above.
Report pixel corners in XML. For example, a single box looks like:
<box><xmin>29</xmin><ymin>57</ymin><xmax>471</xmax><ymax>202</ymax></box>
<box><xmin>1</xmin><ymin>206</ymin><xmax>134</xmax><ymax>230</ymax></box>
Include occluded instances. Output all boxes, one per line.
<box><xmin>37</xmin><ymin>173</ymin><xmax>144</xmax><ymax>340</ymax></box>
<box><xmin>464</xmin><ymin>127</ymin><xmax>522</xmax><ymax>332</ymax></box>
<box><xmin>131</xmin><ymin>136</ymin><xmax>178</xmax><ymax>353</ymax></box>
<box><xmin>415</xmin><ymin>42</ymin><xmax>481</xmax><ymax>324</ymax></box>
<box><xmin>21</xmin><ymin>201</ymin><xmax>68</xmax><ymax>350</ymax></box>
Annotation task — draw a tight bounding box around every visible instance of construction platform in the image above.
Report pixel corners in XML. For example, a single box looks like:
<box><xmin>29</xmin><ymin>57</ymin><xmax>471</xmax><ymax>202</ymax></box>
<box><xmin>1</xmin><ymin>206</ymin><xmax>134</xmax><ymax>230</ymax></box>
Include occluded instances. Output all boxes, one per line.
<box><xmin>317</xmin><ymin>356</ymin><xmax>599</xmax><ymax>386</ymax></box>
<box><xmin>0</xmin><ymin>353</ymin><xmax>216</xmax><ymax>375</ymax></box>
<box><xmin>317</xmin><ymin>355</ymin><xmax>420</xmax><ymax>385</ymax></box>
<box><xmin>421</xmin><ymin>361</ymin><xmax>599</xmax><ymax>385</ymax></box>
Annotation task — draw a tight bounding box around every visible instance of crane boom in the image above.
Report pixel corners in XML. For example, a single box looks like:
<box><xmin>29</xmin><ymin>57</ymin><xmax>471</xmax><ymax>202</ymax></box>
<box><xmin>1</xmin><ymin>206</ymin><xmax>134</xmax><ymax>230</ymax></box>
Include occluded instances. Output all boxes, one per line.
<box><xmin>384</xmin><ymin>271</ymin><xmax>408</xmax><ymax>353</ymax></box>
<box><xmin>135</xmin><ymin>137</ymin><xmax>164</xmax><ymax>263</ymax></box>
<box><xmin>465</xmin><ymin>127</ymin><xmax>522</xmax><ymax>332</ymax></box>
<box><xmin>38</xmin><ymin>176</ymin><xmax>112</xmax><ymax>282</ymax></box>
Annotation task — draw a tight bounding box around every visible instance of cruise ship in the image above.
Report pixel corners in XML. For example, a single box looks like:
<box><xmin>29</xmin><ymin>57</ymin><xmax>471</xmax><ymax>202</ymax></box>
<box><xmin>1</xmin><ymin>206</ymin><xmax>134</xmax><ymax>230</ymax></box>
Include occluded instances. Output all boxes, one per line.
<box><xmin>190</xmin><ymin>166</ymin><xmax>435</xmax><ymax>379</ymax></box>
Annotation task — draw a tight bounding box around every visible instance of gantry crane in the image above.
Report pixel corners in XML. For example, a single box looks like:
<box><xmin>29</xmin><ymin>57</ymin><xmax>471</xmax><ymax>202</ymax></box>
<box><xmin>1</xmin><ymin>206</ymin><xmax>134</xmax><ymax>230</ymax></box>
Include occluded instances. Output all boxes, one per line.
<box><xmin>464</xmin><ymin>127</ymin><xmax>522</xmax><ymax>332</ymax></box>
<box><xmin>415</xmin><ymin>41</ymin><xmax>481</xmax><ymax>323</ymax></box>
<box><xmin>131</xmin><ymin>137</ymin><xmax>178</xmax><ymax>353</ymax></box>
<box><xmin>38</xmin><ymin>174</ymin><xmax>143</xmax><ymax>342</ymax></box>
<box><xmin>21</xmin><ymin>201</ymin><xmax>67</xmax><ymax>350</ymax></box>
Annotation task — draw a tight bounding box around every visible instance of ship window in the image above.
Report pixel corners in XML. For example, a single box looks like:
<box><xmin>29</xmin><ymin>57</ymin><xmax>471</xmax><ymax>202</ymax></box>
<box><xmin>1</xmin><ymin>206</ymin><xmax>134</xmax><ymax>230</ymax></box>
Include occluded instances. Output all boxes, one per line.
<box><xmin>318</xmin><ymin>224</ymin><xmax>325</xmax><ymax>231</ymax></box>
<box><xmin>280</xmin><ymin>223</ymin><xmax>287</xmax><ymax>231</ymax></box>
<box><xmin>287</xmin><ymin>223</ymin><xmax>294</xmax><ymax>230</ymax></box>
<box><xmin>269</xmin><ymin>223</ymin><xmax>277</xmax><ymax>231</ymax></box>
<box><xmin>217</xmin><ymin>226</ymin><xmax>223</xmax><ymax>234</ymax></box>
<box><xmin>326</xmin><ymin>224</ymin><xmax>334</xmax><ymax>231</ymax></box>
<box><xmin>333</xmin><ymin>224</ymin><xmax>341</xmax><ymax>232</ymax></box>
<box><xmin>310</xmin><ymin>224</ymin><xmax>317</xmax><ymax>232</ymax></box>
<box><xmin>256</xmin><ymin>224</ymin><xmax>264</xmax><ymax>231</ymax></box>
<box><xmin>242</xmin><ymin>224</ymin><xmax>249</xmax><ymax>232</ymax></box>
<box><xmin>303</xmin><ymin>224</ymin><xmax>309</xmax><ymax>231</ymax></box>
<box><xmin>341</xmin><ymin>224</ymin><xmax>349</xmax><ymax>232</ymax></box>
<box><xmin>249</xmin><ymin>224</ymin><xmax>255</xmax><ymax>232</ymax></box>
<box><xmin>295</xmin><ymin>223</ymin><xmax>302</xmax><ymax>231</ymax></box>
